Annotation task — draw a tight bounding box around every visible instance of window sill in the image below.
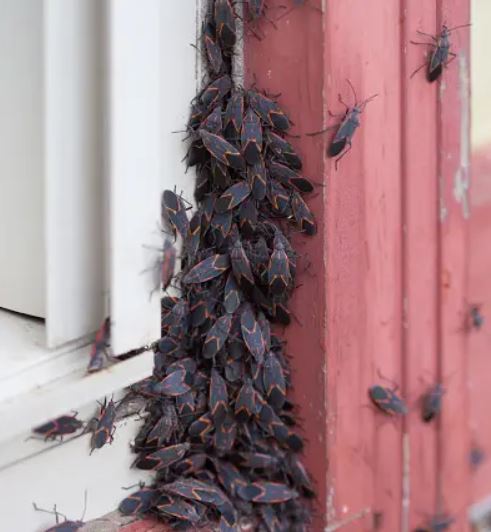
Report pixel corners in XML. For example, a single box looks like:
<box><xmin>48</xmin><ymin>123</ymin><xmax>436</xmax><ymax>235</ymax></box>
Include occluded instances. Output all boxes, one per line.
<box><xmin>0</xmin><ymin>308</ymin><xmax>154</xmax><ymax>442</ymax></box>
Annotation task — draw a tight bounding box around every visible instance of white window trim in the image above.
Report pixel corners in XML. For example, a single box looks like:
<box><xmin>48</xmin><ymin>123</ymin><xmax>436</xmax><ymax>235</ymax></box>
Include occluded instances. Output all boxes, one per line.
<box><xmin>0</xmin><ymin>0</ymin><xmax>200</xmax><ymax>444</ymax></box>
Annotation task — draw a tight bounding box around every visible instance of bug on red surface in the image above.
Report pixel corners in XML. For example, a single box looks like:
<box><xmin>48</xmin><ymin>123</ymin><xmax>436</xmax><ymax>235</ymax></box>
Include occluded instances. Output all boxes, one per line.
<box><xmin>215</xmin><ymin>181</ymin><xmax>252</xmax><ymax>213</ymax></box>
<box><xmin>32</xmin><ymin>413</ymin><xmax>83</xmax><ymax>441</ymax></box>
<box><xmin>414</xmin><ymin>513</ymin><xmax>455</xmax><ymax>532</ymax></box>
<box><xmin>119</xmin><ymin>487</ymin><xmax>159</xmax><ymax>516</ymax></box>
<box><xmin>87</xmin><ymin>317</ymin><xmax>111</xmax><ymax>373</ymax></box>
<box><xmin>162</xmin><ymin>190</ymin><xmax>190</xmax><ymax>240</ymax></box>
<box><xmin>410</xmin><ymin>24</ymin><xmax>471</xmax><ymax>82</ymax></box>
<box><xmin>421</xmin><ymin>383</ymin><xmax>444</xmax><ymax>422</ymax></box>
<box><xmin>182</xmin><ymin>254</ymin><xmax>230</xmax><ymax>284</ymax></box>
<box><xmin>199</xmin><ymin>129</ymin><xmax>246</xmax><ymax>170</ymax></box>
<box><xmin>237</xmin><ymin>481</ymin><xmax>299</xmax><ymax>503</ymax></box>
<box><xmin>241</xmin><ymin>304</ymin><xmax>266</xmax><ymax>362</ymax></box>
<box><xmin>133</xmin><ymin>443</ymin><xmax>190</xmax><ymax>471</ymax></box>
<box><xmin>369</xmin><ymin>385</ymin><xmax>408</xmax><ymax>416</ymax></box>
<box><xmin>308</xmin><ymin>80</ymin><xmax>377</xmax><ymax>168</ymax></box>
<box><xmin>469</xmin><ymin>303</ymin><xmax>484</xmax><ymax>330</ymax></box>
<box><xmin>90</xmin><ymin>398</ymin><xmax>117</xmax><ymax>453</ymax></box>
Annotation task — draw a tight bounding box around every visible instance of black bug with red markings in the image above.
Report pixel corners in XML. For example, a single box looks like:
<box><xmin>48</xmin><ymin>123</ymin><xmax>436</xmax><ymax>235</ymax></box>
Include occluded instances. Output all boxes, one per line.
<box><xmin>120</xmin><ymin>1</ymin><xmax>316</xmax><ymax>529</ymax></box>
<box><xmin>33</xmin><ymin>413</ymin><xmax>83</xmax><ymax>441</ymax></box>
<box><xmin>369</xmin><ymin>385</ymin><xmax>408</xmax><ymax>416</ymax></box>
<box><xmin>87</xmin><ymin>317</ymin><xmax>110</xmax><ymax>373</ymax></box>
<box><xmin>90</xmin><ymin>398</ymin><xmax>117</xmax><ymax>453</ymax></box>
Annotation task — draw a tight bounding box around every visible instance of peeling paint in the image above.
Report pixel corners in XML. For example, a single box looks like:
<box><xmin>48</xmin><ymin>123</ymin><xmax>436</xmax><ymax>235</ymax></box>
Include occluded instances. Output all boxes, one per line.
<box><xmin>453</xmin><ymin>52</ymin><xmax>471</xmax><ymax>219</ymax></box>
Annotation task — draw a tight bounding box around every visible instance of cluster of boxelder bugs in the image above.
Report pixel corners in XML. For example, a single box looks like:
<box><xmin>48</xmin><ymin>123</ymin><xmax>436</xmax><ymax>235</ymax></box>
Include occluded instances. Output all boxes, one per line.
<box><xmin>118</xmin><ymin>1</ymin><xmax>315</xmax><ymax>530</ymax></box>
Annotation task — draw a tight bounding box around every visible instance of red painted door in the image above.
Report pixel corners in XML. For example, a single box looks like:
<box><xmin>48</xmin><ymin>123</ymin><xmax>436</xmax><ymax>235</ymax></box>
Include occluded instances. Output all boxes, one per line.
<box><xmin>244</xmin><ymin>0</ymin><xmax>485</xmax><ymax>530</ymax></box>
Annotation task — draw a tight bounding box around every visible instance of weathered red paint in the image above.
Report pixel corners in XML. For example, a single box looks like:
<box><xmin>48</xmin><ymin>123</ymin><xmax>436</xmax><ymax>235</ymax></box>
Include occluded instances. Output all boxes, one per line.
<box><xmin>245</xmin><ymin>0</ymin><xmax>472</xmax><ymax>530</ymax></box>
<box><xmin>469</xmin><ymin>147</ymin><xmax>491</xmax><ymax>509</ymax></box>
<box><xmin>437</xmin><ymin>0</ymin><xmax>472</xmax><ymax>528</ymax></box>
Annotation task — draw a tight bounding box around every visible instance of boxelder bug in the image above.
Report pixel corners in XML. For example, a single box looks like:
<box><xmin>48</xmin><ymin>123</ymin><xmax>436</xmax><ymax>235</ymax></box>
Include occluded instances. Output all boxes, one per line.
<box><xmin>410</xmin><ymin>23</ymin><xmax>471</xmax><ymax>82</ymax></box>
<box><xmin>307</xmin><ymin>79</ymin><xmax>377</xmax><ymax>168</ymax></box>
<box><xmin>182</xmin><ymin>253</ymin><xmax>230</xmax><ymax>284</ymax></box>
<box><xmin>369</xmin><ymin>385</ymin><xmax>407</xmax><ymax>416</ymax></box>
<box><xmin>421</xmin><ymin>383</ymin><xmax>444</xmax><ymax>422</ymax></box>
<box><xmin>90</xmin><ymin>398</ymin><xmax>117</xmax><ymax>453</ymax></box>
<box><xmin>119</xmin><ymin>487</ymin><xmax>159</xmax><ymax>516</ymax></box>
<box><xmin>237</xmin><ymin>481</ymin><xmax>298</xmax><ymax>503</ymax></box>
<box><xmin>87</xmin><ymin>317</ymin><xmax>111</xmax><ymax>373</ymax></box>
<box><xmin>32</xmin><ymin>413</ymin><xmax>83</xmax><ymax>441</ymax></box>
<box><xmin>469</xmin><ymin>303</ymin><xmax>484</xmax><ymax>330</ymax></box>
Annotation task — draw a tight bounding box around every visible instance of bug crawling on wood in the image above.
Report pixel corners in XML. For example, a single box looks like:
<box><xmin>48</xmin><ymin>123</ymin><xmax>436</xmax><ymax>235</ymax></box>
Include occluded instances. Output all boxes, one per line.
<box><xmin>410</xmin><ymin>23</ymin><xmax>471</xmax><ymax>82</ymax></box>
<box><xmin>421</xmin><ymin>383</ymin><xmax>445</xmax><ymax>422</ymax></box>
<box><xmin>307</xmin><ymin>79</ymin><xmax>377</xmax><ymax>168</ymax></box>
<box><xmin>369</xmin><ymin>384</ymin><xmax>408</xmax><ymax>416</ymax></box>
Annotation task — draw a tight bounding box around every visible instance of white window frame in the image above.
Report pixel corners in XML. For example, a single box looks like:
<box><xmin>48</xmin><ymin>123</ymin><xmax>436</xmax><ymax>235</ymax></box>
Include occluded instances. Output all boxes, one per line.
<box><xmin>0</xmin><ymin>0</ymin><xmax>200</xmax><ymax>444</ymax></box>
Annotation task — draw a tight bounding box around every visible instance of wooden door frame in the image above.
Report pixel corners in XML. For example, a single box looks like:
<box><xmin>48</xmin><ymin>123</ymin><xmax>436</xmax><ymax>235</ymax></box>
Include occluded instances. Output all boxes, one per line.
<box><xmin>245</xmin><ymin>0</ymin><xmax>471</xmax><ymax>529</ymax></box>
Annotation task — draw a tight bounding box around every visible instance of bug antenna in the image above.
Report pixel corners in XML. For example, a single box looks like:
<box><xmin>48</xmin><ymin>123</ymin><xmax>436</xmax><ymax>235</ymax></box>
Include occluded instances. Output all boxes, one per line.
<box><xmin>345</xmin><ymin>78</ymin><xmax>358</xmax><ymax>105</ymax></box>
<box><xmin>447</xmin><ymin>22</ymin><xmax>472</xmax><ymax>32</ymax></box>
<box><xmin>360</xmin><ymin>93</ymin><xmax>379</xmax><ymax>111</ymax></box>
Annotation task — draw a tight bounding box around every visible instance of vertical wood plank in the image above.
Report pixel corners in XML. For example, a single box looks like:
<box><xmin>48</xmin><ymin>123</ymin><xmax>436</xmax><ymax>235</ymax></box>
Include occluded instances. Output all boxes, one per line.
<box><xmin>244</xmin><ymin>1</ymin><xmax>328</xmax><ymax>528</ymax></box>
<box><xmin>0</xmin><ymin>0</ymin><xmax>45</xmax><ymax>317</ymax></box>
<box><xmin>45</xmin><ymin>0</ymin><xmax>105</xmax><ymax>347</ymax></box>
<box><xmin>401</xmin><ymin>1</ymin><xmax>439</xmax><ymax>529</ymax></box>
<box><xmin>437</xmin><ymin>0</ymin><xmax>472</xmax><ymax>527</ymax></box>
<box><xmin>324</xmin><ymin>2</ymin><xmax>404</xmax><ymax>530</ymax></box>
<box><xmin>107</xmin><ymin>0</ymin><xmax>162</xmax><ymax>353</ymax></box>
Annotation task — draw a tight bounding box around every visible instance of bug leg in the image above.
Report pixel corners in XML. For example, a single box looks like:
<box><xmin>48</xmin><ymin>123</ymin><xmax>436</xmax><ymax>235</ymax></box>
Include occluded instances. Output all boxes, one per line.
<box><xmin>410</xmin><ymin>40</ymin><xmax>432</xmax><ymax>46</ymax></box>
<box><xmin>328</xmin><ymin>109</ymin><xmax>345</xmax><ymax>119</ymax></box>
<box><xmin>305</xmin><ymin>124</ymin><xmax>338</xmax><ymax>137</ymax></box>
<box><xmin>417</xmin><ymin>30</ymin><xmax>437</xmax><ymax>41</ymax></box>
<box><xmin>338</xmin><ymin>93</ymin><xmax>350</xmax><ymax>111</ymax></box>
<box><xmin>410</xmin><ymin>61</ymin><xmax>427</xmax><ymax>79</ymax></box>
<box><xmin>334</xmin><ymin>141</ymin><xmax>352</xmax><ymax>170</ymax></box>
<box><xmin>444</xmin><ymin>52</ymin><xmax>457</xmax><ymax>68</ymax></box>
